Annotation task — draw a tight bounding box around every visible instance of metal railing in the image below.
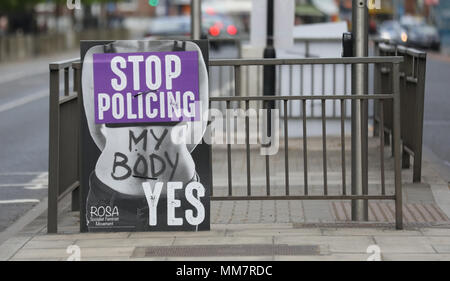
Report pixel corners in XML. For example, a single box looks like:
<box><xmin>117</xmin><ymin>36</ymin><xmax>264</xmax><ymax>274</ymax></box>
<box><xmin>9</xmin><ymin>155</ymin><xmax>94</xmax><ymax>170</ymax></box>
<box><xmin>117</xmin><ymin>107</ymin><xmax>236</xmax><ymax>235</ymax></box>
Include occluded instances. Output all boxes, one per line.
<box><xmin>209</xmin><ymin>62</ymin><xmax>353</xmax><ymax>120</ymax></box>
<box><xmin>373</xmin><ymin>39</ymin><xmax>427</xmax><ymax>183</ymax></box>
<box><xmin>208</xmin><ymin>56</ymin><xmax>404</xmax><ymax>229</ymax></box>
<box><xmin>293</xmin><ymin>37</ymin><xmax>343</xmax><ymax>58</ymax></box>
<box><xmin>48</xmin><ymin>54</ymin><xmax>405</xmax><ymax>232</ymax></box>
<box><xmin>210</xmin><ymin>38</ymin><xmax>351</xmax><ymax>120</ymax></box>
<box><xmin>48</xmin><ymin>58</ymin><xmax>81</xmax><ymax>233</ymax></box>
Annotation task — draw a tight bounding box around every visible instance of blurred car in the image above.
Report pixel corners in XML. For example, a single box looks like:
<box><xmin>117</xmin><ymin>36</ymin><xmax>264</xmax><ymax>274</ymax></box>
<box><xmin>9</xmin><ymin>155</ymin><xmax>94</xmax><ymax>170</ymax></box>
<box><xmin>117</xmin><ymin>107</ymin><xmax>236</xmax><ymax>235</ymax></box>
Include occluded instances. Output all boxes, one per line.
<box><xmin>145</xmin><ymin>15</ymin><xmax>191</xmax><ymax>38</ymax></box>
<box><xmin>145</xmin><ymin>14</ymin><xmax>243</xmax><ymax>43</ymax></box>
<box><xmin>203</xmin><ymin>14</ymin><xmax>243</xmax><ymax>39</ymax></box>
<box><xmin>402</xmin><ymin>23</ymin><xmax>441</xmax><ymax>51</ymax></box>
<box><xmin>378</xmin><ymin>20</ymin><xmax>408</xmax><ymax>45</ymax></box>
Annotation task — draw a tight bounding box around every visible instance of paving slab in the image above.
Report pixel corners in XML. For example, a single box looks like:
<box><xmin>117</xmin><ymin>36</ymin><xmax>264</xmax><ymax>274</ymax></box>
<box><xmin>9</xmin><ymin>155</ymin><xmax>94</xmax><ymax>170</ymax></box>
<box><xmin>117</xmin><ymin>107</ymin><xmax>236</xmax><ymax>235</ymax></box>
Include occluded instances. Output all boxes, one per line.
<box><xmin>212</xmin><ymin>223</ymin><xmax>294</xmax><ymax>230</ymax></box>
<box><xmin>274</xmin><ymin>254</ymin><xmax>370</xmax><ymax>261</ymax></box>
<box><xmin>420</xmin><ymin>228</ymin><xmax>450</xmax><ymax>236</ymax></box>
<box><xmin>172</xmin><ymin>236</ymin><xmax>273</xmax><ymax>246</ymax></box>
<box><xmin>21</xmin><ymin>239</ymin><xmax>76</xmax><ymax>250</ymax></box>
<box><xmin>165</xmin><ymin>256</ymin><xmax>273</xmax><ymax>261</ymax></box>
<box><xmin>382</xmin><ymin>253</ymin><xmax>450</xmax><ymax>261</ymax></box>
<box><xmin>75</xmin><ymin>237</ymin><xmax>176</xmax><ymax>248</ymax></box>
<box><xmin>373</xmin><ymin>236</ymin><xmax>437</xmax><ymax>254</ymax></box>
<box><xmin>225</xmin><ymin>228</ymin><xmax>322</xmax><ymax>237</ymax></box>
<box><xmin>404</xmin><ymin>183</ymin><xmax>435</xmax><ymax>203</ymax></box>
<box><xmin>12</xmin><ymin>247</ymin><xmax>135</xmax><ymax>259</ymax></box>
<box><xmin>302</xmin><ymin>201</ymin><xmax>333</xmax><ymax>222</ymax></box>
<box><xmin>274</xmin><ymin>236</ymin><xmax>374</xmax><ymax>254</ymax></box>
<box><xmin>432</xmin><ymin>244</ymin><xmax>450</xmax><ymax>254</ymax></box>
<box><xmin>321</xmin><ymin>227</ymin><xmax>423</xmax><ymax>236</ymax></box>
<box><xmin>129</xmin><ymin>230</ymin><xmax>226</xmax><ymax>239</ymax></box>
<box><xmin>30</xmin><ymin>232</ymin><xmax>130</xmax><ymax>241</ymax></box>
<box><xmin>0</xmin><ymin>235</ymin><xmax>32</xmax><ymax>261</ymax></box>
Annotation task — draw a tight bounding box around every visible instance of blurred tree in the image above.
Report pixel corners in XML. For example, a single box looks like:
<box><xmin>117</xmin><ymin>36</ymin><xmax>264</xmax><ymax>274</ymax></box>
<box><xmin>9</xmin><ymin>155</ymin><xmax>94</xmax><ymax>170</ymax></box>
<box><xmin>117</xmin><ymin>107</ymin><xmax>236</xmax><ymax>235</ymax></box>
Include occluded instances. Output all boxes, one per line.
<box><xmin>0</xmin><ymin>0</ymin><xmax>44</xmax><ymax>12</ymax></box>
<box><xmin>50</xmin><ymin>0</ymin><xmax>125</xmax><ymax>29</ymax></box>
<box><xmin>0</xmin><ymin>0</ymin><xmax>126</xmax><ymax>34</ymax></box>
<box><xmin>0</xmin><ymin>0</ymin><xmax>45</xmax><ymax>34</ymax></box>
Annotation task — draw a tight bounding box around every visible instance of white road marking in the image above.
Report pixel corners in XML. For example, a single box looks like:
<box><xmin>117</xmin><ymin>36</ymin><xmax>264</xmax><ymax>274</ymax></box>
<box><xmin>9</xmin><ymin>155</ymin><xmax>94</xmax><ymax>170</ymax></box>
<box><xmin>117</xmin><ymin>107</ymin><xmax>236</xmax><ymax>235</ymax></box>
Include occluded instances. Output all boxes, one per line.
<box><xmin>0</xmin><ymin>90</ymin><xmax>47</xmax><ymax>114</ymax></box>
<box><xmin>0</xmin><ymin>172</ymin><xmax>46</xmax><ymax>176</ymax></box>
<box><xmin>0</xmin><ymin>199</ymin><xmax>40</xmax><ymax>204</ymax></box>
<box><xmin>0</xmin><ymin>172</ymin><xmax>48</xmax><ymax>189</ymax></box>
<box><xmin>0</xmin><ymin>184</ymin><xmax>47</xmax><ymax>188</ymax></box>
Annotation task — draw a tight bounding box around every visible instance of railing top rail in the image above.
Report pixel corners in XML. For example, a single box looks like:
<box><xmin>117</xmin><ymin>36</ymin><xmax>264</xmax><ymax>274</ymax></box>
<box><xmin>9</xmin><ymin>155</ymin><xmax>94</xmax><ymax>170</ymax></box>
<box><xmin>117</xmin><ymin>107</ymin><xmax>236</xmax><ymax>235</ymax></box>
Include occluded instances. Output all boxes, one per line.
<box><xmin>397</xmin><ymin>46</ymin><xmax>427</xmax><ymax>59</ymax></box>
<box><xmin>372</xmin><ymin>37</ymin><xmax>390</xmax><ymax>44</ymax></box>
<box><xmin>294</xmin><ymin>37</ymin><xmax>342</xmax><ymax>42</ymax></box>
<box><xmin>49</xmin><ymin>58</ymin><xmax>80</xmax><ymax>70</ymax></box>
<box><xmin>378</xmin><ymin>43</ymin><xmax>397</xmax><ymax>53</ymax></box>
<box><xmin>51</xmin><ymin>56</ymin><xmax>405</xmax><ymax>70</ymax></box>
<box><xmin>210</xmin><ymin>94</ymin><xmax>394</xmax><ymax>102</ymax></box>
<box><xmin>209</xmin><ymin>56</ymin><xmax>403</xmax><ymax>66</ymax></box>
<box><xmin>376</xmin><ymin>41</ymin><xmax>427</xmax><ymax>59</ymax></box>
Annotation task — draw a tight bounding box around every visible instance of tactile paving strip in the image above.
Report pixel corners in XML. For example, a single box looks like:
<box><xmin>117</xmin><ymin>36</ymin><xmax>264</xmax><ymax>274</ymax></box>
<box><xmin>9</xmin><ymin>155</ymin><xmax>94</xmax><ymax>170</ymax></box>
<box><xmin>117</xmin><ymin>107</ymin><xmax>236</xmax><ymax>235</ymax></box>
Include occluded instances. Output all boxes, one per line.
<box><xmin>132</xmin><ymin>244</ymin><xmax>320</xmax><ymax>258</ymax></box>
<box><xmin>331</xmin><ymin>202</ymin><xmax>450</xmax><ymax>224</ymax></box>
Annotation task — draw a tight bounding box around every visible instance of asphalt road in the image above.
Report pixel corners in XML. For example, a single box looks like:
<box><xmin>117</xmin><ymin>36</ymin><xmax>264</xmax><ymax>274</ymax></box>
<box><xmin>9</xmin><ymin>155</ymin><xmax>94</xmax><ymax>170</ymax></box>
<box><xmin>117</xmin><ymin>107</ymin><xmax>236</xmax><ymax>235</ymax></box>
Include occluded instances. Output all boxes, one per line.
<box><xmin>0</xmin><ymin>44</ymin><xmax>448</xmax><ymax>234</ymax></box>
<box><xmin>0</xmin><ymin>71</ymin><xmax>49</xmax><ymax>232</ymax></box>
<box><xmin>423</xmin><ymin>55</ymin><xmax>450</xmax><ymax>168</ymax></box>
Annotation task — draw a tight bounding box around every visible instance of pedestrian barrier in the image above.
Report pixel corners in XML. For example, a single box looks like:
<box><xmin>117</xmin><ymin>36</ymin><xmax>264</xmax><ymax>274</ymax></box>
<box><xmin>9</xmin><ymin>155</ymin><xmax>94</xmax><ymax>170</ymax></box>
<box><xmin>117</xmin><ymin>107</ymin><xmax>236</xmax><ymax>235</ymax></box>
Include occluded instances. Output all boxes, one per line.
<box><xmin>48</xmin><ymin>58</ymin><xmax>81</xmax><ymax>234</ymax></box>
<box><xmin>373</xmin><ymin>39</ymin><xmax>427</xmax><ymax>183</ymax></box>
<box><xmin>210</xmin><ymin>62</ymin><xmax>353</xmax><ymax>120</ymax></box>
<box><xmin>208</xmin><ymin>56</ymin><xmax>403</xmax><ymax>231</ymax></box>
<box><xmin>210</xmin><ymin>37</ymin><xmax>351</xmax><ymax>120</ymax></box>
<box><xmin>48</xmin><ymin>52</ymin><xmax>405</xmax><ymax>233</ymax></box>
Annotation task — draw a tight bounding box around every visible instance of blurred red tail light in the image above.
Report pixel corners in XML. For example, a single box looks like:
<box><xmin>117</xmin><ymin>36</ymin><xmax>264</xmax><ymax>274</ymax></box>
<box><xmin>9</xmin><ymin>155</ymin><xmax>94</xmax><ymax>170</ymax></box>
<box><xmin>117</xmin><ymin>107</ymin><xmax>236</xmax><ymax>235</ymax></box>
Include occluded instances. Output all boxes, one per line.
<box><xmin>209</xmin><ymin>25</ymin><xmax>220</xmax><ymax>37</ymax></box>
<box><xmin>227</xmin><ymin>25</ymin><xmax>237</xmax><ymax>36</ymax></box>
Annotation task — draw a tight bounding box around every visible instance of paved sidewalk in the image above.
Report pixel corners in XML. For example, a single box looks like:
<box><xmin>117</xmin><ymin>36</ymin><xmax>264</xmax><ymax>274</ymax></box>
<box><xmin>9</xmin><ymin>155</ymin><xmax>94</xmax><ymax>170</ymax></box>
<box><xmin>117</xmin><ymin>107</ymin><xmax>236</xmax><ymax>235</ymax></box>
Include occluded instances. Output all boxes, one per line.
<box><xmin>1</xmin><ymin>137</ymin><xmax>449</xmax><ymax>261</ymax></box>
<box><xmin>1</xmin><ymin>221</ymin><xmax>450</xmax><ymax>261</ymax></box>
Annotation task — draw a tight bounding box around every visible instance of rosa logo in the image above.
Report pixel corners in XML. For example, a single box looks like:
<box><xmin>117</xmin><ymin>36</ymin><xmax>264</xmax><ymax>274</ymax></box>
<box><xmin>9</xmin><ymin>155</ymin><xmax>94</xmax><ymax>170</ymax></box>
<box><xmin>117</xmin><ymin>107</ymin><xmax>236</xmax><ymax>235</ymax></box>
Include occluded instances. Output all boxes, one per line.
<box><xmin>90</xmin><ymin>206</ymin><xmax>119</xmax><ymax>218</ymax></box>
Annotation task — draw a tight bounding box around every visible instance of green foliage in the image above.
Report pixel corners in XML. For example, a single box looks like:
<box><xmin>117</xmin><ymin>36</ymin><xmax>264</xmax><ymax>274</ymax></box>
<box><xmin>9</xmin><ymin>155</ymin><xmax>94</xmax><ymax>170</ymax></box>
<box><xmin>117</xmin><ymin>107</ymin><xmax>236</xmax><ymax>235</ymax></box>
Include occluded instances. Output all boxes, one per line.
<box><xmin>0</xmin><ymin>0</ymin><xmax>126</xmax><ymax>12</ymax></box>
<box><xmin>0</xmin><ymin>0</ymin><xmax>44</xmax><ymax>12</ymax></box>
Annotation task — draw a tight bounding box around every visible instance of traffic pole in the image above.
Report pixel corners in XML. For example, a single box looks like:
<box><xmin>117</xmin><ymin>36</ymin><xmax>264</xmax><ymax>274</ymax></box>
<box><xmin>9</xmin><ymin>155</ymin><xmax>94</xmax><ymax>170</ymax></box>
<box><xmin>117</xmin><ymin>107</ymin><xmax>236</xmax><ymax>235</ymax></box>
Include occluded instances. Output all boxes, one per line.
<box><xmin>351</xmin><ymin>0</ymin><xmax>369</xmax><ymax>221</ymax></box>
<box><xmin>263</xmin><ymin>0</ymin><xmax>276</xmax><ymax>137</ymax></box>
<box><xmin>191</xmin><ymin>0</ymin><xmax>202</xmax><ymax>40</ymax></box>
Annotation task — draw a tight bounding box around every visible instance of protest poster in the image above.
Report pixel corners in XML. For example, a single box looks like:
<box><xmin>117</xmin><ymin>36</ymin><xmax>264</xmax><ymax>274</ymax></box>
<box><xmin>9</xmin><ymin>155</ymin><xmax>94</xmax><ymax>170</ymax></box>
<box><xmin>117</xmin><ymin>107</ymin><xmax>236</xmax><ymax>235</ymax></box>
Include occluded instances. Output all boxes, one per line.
<box><xmin>79</xmin><ymin>40</ymin><xmax>211</xmax><ymax>232</ymax></box>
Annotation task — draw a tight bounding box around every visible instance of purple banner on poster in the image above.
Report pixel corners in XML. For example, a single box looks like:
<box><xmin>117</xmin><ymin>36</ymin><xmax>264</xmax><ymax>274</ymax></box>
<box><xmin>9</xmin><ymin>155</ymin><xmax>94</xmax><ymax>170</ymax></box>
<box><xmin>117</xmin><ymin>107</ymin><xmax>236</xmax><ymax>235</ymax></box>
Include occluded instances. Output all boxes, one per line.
<box><xmin>93</xmin><ymin>51</ymin><xmax>199</xmax><ymax>124</ymax></box>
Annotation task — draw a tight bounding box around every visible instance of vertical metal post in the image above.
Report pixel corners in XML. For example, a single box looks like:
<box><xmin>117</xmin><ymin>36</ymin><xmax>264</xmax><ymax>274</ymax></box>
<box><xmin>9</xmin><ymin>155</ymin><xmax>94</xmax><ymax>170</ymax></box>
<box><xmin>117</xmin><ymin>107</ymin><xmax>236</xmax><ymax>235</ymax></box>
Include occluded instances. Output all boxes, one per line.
<box><xmin>373</xmin><ymin>41</ymin><xmax>381</xmax><ymax>137</ymax></box>
<box><xmin>413</xmin><ymin>55</ymin><xmax>426</xmax><ymax>183</ymax></box>
<box><xmin>264</xmin><ymin>0</ymin><xmax>276</xmax><ymax>101</ymax></box>
<box><xmin>48</xmin><ymin>67</ymin><xmax>60</xmax><ymax>234</ymax></box>
<box><xmin>191</xmin><ymin>0</ymin><xmax>202</xmax><ymax>40</ymax></box>
<box><xmin>72</xmin><ymin>63</ymin><xmax>81</xmax><ymax>212</ymax></box>
<box><xmin>351</xmin><ymin>0</ymin><xmax>369</xmax><ymax>221</ymax></box>
<box><xmin>393</xmin><ymin>63</ymin><xmax>403</xmax><ymax>230</ymax></box>
<box><xmin>263</xmin><ymin>0</ymin><xmax>276</xmax><ymax>196</ymax></box>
